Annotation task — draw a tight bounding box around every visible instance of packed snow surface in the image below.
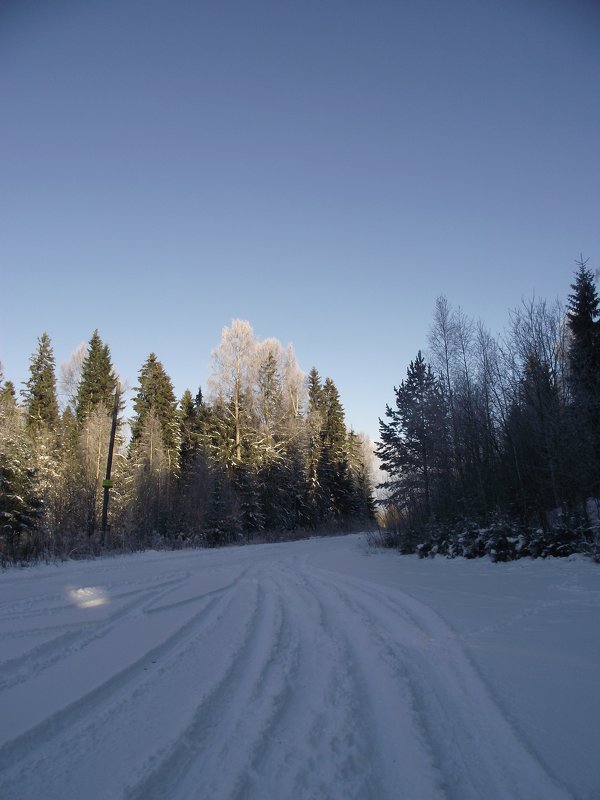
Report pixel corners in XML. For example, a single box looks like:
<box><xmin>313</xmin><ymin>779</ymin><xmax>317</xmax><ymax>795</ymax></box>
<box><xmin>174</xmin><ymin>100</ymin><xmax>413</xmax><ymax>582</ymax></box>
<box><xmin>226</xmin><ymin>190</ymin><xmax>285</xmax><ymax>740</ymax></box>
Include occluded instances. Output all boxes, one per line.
<box><xmin>0</xmin><ymin>535</ymin><xmax>598</xmax><ymax>799</ymax></box>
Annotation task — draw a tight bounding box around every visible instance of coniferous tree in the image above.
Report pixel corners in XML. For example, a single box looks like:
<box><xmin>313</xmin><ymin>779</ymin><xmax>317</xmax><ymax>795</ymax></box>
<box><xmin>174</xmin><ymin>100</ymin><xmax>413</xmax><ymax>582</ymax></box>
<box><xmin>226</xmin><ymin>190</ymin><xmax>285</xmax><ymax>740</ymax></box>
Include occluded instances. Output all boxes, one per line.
<box><xmin>179</xmin><ymin>388</ymin><xmax>201</xmax><ymax>474</ymax></box>
<box><xmin>304</xmin><ymin>367</ymin><xmax>324</xmax><ymax>524</ymax></box>
<box><xmin>0</xmin><ymin>409</ymin><xmax>42</xmax><ymax>562</ymax></box>
<box><xmin>501</xmin><ymin>353</ymin><xmax>566</xmax><ymax>524</ymax></box>
<box><xmin>567</xmin><ymin>258</ymin><xmax>600</xmax><ymax>396</ymax></box>
<box><xmin>130</xmin><ymin>353</ymin><xmax>181</xmax><ymax>471</ymax></box>
<box><xmin>0</xmin><ymin>380</ymin><xmax>17</xmax><ymax>407</ymax></box>
<box><xmin>377</xmin><ymin>352</ymin><xmax>449</xmax><ymax>521</ymax></box>
<box><xmin>347</xmin><ymin>429</ymin><xmax>376</xmax><ymax>523</ymax></box>
<box><xmin>567</xmin><ymin>258</ymin><xmax>600</xmax><ymax>495</ymax></box>
<box><xmin>233</xmin><ymin>462</ymin><xmax>264</xmax><ymax>540</ymax></box>
<box><xmin>22</xmin><ymin>333</ymin><xmax>59</xmax><ymax>433</ymax></box>
<box><xmin>75</xmin><ymin>330</ymin><xmax>116</xmax><ymax>421</ymax></box>
<box><xmin>204</xmin><ymin>466</ymin><xmax>242</xmax><ymax>546</ymax></box>
<box><xmin>255</xmin><ymin>348</ymin><xmax>284</xmax><ymax>464</ymax></box>
<box><xmin>307</xmin><ymin>367</ymin><xmax>324</xmax><ymax>413</ymax></box>
<box><xmin>317</xmin><ymin>378</ymin><xmax>353</xmax><ymax>520</ymax></box>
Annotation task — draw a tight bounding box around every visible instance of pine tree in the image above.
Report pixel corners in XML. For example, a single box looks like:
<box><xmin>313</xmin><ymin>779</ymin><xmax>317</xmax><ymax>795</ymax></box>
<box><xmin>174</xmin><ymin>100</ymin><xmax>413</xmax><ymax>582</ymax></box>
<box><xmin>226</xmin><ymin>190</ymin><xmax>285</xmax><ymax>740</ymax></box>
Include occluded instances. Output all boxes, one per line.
<box><xmin>376</xmin><ymin>352</ymin><xmax>449</xmax><ymax>520</ymax></box>
<box><xmin>75</xmin><ymin>330</ymin><xmax>116</xmax><ymax>421</ymax></box>
<box><xmin>22</xmin><ymin>333</ymin><xmax>59</xmax><ymax>433</ymax></box>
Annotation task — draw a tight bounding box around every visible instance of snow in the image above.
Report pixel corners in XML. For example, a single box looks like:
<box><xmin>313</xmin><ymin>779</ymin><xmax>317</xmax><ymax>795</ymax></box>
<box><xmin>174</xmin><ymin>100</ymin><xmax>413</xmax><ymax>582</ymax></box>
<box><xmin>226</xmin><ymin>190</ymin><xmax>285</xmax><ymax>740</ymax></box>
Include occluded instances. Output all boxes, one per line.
<box><xmin>0</xmin><ymin>536</ymin><xmax>598</xmax><ymax>799</ymax></box>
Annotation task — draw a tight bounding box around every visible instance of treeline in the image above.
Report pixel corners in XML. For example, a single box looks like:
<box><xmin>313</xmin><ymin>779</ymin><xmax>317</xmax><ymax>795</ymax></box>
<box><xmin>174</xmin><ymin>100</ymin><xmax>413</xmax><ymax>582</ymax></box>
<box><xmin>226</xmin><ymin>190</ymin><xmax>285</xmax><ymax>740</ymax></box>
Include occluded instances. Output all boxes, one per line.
<box><xmin>0</xmin><ymin>320</ymin><xmax>375</xmax><ymax>564</ymax></box>
<box><xmin>377</xmin><ymin>259</ymin><xmax>600</xmax><ymax>561</ymax></box>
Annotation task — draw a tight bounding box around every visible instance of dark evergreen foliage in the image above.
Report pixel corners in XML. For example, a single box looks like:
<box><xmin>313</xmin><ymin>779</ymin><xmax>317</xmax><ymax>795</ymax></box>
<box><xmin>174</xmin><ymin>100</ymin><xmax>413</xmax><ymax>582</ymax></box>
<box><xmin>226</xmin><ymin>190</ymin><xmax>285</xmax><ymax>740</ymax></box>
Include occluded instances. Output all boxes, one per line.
<box><xmin>377</xmin><ymin>352</ymin><xmax>449</xmax><ymax>519</ymax></box>
<box><xmin>22</xmin><ymin>333</ymin><xmax>59</xmax><ymax>433</ymax></box>
<box><xmin>567</xmin><ymin>257</ymin><xmax>600</xmax><ymax>495</ymax></box>
<box><xmin>0</xmin><ymin>381</ymin><xmax>16</xmax><ymax>406</ymax></box>
<box><xmin>378</xmin><ymin>262</ymin><xmax>600</xmax><ymax>561</ymax></box>
<box><xmin>130</xmin><ymin>353</ymin><xmax>180</xmax><ymax>469</ymax></box>
<box><xmin>75</xmin><ymin>330</ymin><xmax>116</xmax><ymax>421</ymax></box>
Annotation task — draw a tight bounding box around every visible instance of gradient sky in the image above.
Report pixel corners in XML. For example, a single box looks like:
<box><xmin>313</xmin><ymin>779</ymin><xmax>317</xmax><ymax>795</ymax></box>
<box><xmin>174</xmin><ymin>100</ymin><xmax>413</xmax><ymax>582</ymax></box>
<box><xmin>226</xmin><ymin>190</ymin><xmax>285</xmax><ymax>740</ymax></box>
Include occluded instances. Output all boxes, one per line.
<box><xmin>1</xmin><ymin>0</ymin><xmax>599</xmax><ymax>441</ymax></box>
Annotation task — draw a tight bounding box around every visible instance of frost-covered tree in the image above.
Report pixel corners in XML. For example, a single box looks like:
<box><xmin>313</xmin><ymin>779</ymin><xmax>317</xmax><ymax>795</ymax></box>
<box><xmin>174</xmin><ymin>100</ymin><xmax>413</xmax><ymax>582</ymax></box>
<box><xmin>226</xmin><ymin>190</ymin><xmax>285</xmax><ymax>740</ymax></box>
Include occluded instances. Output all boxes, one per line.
<box><xmin>0</xmin><ymin>387</ymin><xmax>42</xmax><ymax>561</ymax></box>
<box><xmin>59</xmin><ymin>342</ymin><xmax>87</xmax><ymax>412</ymax></box>
<box><xmin>208</xmin><ymin>320</ymin><xmax>258</xmax><ymax>464</ymax></box>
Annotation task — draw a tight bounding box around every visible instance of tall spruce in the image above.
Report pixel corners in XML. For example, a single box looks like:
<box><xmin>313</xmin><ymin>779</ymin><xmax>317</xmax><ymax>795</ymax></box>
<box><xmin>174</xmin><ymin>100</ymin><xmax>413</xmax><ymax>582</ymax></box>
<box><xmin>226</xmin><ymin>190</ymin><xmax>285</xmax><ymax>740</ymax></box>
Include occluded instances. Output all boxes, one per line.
<box><xmin>307</xmin><ymin>367</ymin><xmax>323</xmax><ymax>413</ymax></box>
<box><xmin>75</xmin><ymin>330</ymin><xmax>116</xmax><ymax>421</ymax></box>
<box><xmin>317</xmin><ymin>378</ymin><xmax>353</xmax><ymax>520</ymax></box>
<box><xmin>567</xmin><ymin>258</ymin><xmax>600</xmax><ymax>494</ymax></box>
<box><xmin>130</xmin><ymin>353</ymin><xmax>180</xmax><ymax>470</ymax></box>
<box><xmin>567</xmin><ymin>259</ymin><xmax>600</xmax><ymax>401</ymax></box>
<box><xmin>22</xmin><ymin>333</ymin><xmax>59</xmax><ymax>433</ymax></box>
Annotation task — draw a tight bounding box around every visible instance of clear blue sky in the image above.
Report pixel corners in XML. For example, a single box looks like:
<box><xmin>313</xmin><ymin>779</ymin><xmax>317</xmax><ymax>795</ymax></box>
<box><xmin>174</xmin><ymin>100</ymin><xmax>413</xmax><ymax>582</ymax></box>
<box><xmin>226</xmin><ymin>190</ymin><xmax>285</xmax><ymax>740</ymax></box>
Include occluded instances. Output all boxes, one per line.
<box><xmin>1</xmin><ymin>0</ymin><xmax>599</xmax><ymax>441</ymax></box>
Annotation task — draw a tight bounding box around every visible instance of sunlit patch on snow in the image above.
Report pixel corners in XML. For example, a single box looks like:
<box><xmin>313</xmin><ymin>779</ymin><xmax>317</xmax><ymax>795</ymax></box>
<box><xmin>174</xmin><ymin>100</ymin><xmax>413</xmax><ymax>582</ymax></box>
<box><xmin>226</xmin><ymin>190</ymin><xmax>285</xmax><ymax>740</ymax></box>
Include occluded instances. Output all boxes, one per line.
<box><xmin>66</xmin><ymin>586</ymin><xmax>109</xmax><ymax>608</ymax></box>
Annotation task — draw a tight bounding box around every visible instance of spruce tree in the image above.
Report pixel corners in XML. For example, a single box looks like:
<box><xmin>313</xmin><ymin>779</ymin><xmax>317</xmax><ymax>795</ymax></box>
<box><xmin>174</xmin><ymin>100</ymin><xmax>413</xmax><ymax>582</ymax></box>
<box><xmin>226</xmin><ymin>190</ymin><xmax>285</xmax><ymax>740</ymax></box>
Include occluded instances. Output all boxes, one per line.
<box><xmin>22</xmin><ymin>333</ymin><xmax>59</xmax><ymax>433</ymax></box>
<box><xmin>0</xmin><ymin>380</ymin><xmax>17</xmax><ymax>409</ymax></box>
<box><xmin>307</xmin><ymin>367</ymin><xmax>323</xmax><ymax>413</ymax></box>
<box><xmin>75</xmin><ymin>330</ymin><xmax>116</xmax><ymax>421</ymax></box>
<box><xmin>347</xmin><ymin>429</ymin><xmax>376</xmax><ymax>523</ymax></box>
<box><xmin>567</xmin><ymin>258</ymin><xmax>600</xmax><ymax>494</ymax></box>
<box><xmin>130</xmin><ymin>353</ymin><xmax>181</xmax><ymax>470</ymax></box>
<box><xmin>256</xmin><ymin>349</ymin><xmax>283</xmax><ymax>442</ymax></box>
<box><xmin>567</xmin><ymin>259</ymin><xmax>600</xmax><ymax>402</ymax></box>
<box><xmin>179</xmin><ymin>388</ymin><xmax>199</xmax><ymax>474</ymax></box>
<box><xmin>0</xmin><ymin>416</ymin><xmax>42</xmax><ymax>561</ymax></box>
<box><xmin>317</xmin><ymin>378</ymin><xmax>352</xmax><ymax>521</ymax></box>
<box><xmin>233</xmin><ymin>462</ymin><xmax>264</xmax><ymax>540</ymax></box>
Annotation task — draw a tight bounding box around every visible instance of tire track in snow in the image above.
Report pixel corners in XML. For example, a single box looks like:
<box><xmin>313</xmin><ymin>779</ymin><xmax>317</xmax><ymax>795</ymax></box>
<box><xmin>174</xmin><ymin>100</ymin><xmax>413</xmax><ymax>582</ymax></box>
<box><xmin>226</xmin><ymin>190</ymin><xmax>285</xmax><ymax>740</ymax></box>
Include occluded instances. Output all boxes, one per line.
<box><xmin>0</xmin><ymin>540</ymin><xmax>584</xmax><ymax>799</ymax></box>
<box><xmin>278</xmin><ymin>564</ymin><xmax>386</xmax><ymax>800</ymax></box>
<box><xmin>294</xmin><ymin>563</ymin><xmax>447</xmax><ymax>800</ymax></box>
<box><xmin>0</xmin><ymin>570</ymin><xmax>191</xmax><ymax>622</ymax></box>
<box><xmin>308</xmin><ymin>566</ymin><xmax>573</xmax><ymax>800</ymax></box>
<box><xmin>221</xmin><ymin>562</ymin><xmax>376</xmax><ymax>800</ymax></box>
<box><xmin>0</xmin><ymin>575</ymin><xmax>248</xmax><ymax>795</ymax></box>
<box><xmin>125</xmin><ymin>577</ymin><xmax>269</xmax><ymax>800</ymax></box>
<box><xmin>0</xmin><ymin>566</ymin><xmax>250</xmax><ymax>694</ymax></box>
<box><xmin>0</xmin><ymin>575</ymin><xmax>188</xmax><ymax>692</ymax></box>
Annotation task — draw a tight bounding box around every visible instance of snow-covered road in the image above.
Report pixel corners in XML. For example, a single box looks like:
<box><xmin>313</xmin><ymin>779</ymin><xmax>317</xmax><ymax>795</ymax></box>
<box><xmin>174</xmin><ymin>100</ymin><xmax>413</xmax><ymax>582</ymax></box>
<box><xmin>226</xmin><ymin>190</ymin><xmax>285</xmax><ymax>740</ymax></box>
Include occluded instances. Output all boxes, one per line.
<box><xmin>0</xmin><ymin>535</ymin><xmax>598</xmax><ymax>799</ymax></box>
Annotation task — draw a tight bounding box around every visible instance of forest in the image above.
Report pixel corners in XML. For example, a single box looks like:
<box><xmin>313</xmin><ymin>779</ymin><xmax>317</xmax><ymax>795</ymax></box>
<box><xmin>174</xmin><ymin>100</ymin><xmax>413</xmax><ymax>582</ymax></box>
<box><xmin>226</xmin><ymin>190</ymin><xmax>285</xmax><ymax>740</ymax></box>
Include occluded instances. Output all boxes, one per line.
<box><xmin>0</xmin><ymin>320</ymin><xmax>375</xmax><ymax>564</ymax></box>
<box><xmin>2</xmin><ymin>261</ymin><xmax>599</xmax><ymax>565</ymax></box>
<box><xmin>377</xmin><ymin>259</ymin><xmax>600</xmax><ymax>561</ymax></box>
